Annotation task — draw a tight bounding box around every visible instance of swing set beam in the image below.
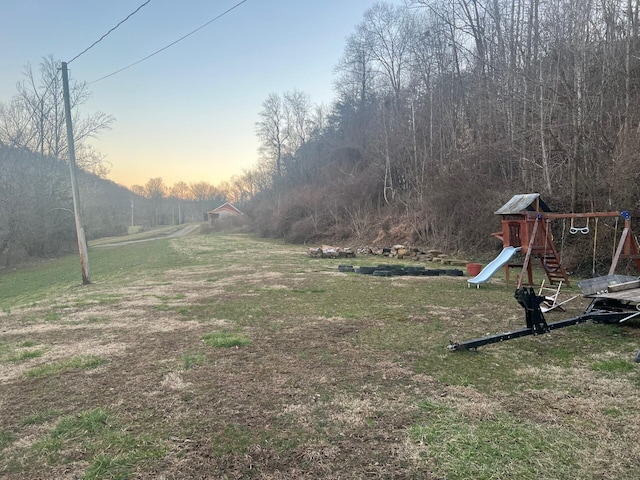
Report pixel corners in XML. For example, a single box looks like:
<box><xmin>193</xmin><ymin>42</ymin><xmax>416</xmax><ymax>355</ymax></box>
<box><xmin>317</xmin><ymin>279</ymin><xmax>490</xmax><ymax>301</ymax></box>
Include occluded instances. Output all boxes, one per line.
<box><xmin>533</xmin><ymin>211</ymin><xmax>627</xmax><ymax>220</ymax></box>
<box><xmin>522</xmin><ymin>210</ymin><xmax>639</xmax><ymax>274</ymax></box>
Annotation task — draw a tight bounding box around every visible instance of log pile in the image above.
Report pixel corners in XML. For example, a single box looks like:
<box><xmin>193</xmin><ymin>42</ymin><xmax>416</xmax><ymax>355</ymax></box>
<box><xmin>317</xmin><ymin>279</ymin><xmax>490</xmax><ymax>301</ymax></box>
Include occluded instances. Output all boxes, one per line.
<box><xmin>357</xmin><ymin>245</ymin><xmax>469</xmax><ymax>265</ymax></box>
<box><xmin>309</xmin><ymin>243</ymin><xmax>469</xmax><ymax>266</ymax></box>
<box><xmin>308</xmin><ymin>245</ymin><xmax>356</xmax><ymax>258</ymax></box>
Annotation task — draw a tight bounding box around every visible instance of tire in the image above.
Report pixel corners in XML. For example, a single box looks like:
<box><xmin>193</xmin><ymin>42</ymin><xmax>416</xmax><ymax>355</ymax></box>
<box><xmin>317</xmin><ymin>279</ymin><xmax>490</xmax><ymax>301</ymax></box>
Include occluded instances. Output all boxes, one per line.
<box><xmin>357</xmin><ymin>266</ymin><xmax>376</xmax><ymax>275</ymax></box>
<box><xmin>406</xmin><ymin>266</ymin><xmax>425</xmax><ymax>276</ymax></box>
<box><xmin>372</xmin><ymin>270</ymin><xmax>392</xmax><ymax>277</ymax></box>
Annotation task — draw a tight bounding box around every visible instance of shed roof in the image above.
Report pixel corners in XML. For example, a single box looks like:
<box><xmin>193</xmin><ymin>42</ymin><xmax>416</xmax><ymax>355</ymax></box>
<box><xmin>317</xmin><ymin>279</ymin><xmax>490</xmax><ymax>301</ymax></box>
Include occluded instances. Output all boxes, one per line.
<box><xmin>494</xmin><ymin>193</ymin><xmax>551</xmax><ymax>215</ymax></box>
<box><xmin>207</xmin><ymin>202</ymin><xmax>243</xmax><ymax>215</ymax></box>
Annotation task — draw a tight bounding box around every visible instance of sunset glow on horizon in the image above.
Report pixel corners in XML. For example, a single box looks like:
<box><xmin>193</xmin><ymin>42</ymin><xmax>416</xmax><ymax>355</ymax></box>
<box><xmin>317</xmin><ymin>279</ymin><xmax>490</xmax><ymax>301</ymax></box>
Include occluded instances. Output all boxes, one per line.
<box><xmin>1</xmin><ymin>0</ymin><xmax>404</xmax><ymax>190</ymax></box>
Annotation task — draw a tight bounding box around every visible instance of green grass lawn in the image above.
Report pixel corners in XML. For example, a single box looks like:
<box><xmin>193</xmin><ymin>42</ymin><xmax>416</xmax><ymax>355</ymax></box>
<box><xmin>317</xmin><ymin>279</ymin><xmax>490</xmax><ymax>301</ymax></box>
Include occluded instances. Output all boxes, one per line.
<box><xmin>0</xmin><ymin>232</ymin><xmax>638</xmax><ymax>479</ymax></box>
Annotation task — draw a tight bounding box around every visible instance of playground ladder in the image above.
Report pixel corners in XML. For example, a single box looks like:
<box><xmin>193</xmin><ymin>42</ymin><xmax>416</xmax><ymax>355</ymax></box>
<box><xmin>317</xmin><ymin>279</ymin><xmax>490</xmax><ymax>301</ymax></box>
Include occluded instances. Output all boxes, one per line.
<box><xmin>536</xmin><ymin>219</ymin><xmax>568</xmax><ymax>284</ymax></box>
<box><xmin>519</xmin><ymin>217</ymin><xmax>569</xmax><ymax>286</ymax></box>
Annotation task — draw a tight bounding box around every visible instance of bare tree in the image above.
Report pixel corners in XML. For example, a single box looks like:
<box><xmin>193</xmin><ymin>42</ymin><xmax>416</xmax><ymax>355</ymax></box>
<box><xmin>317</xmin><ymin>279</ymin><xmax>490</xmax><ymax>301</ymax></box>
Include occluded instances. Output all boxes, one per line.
<box><xmin>6</xmin><ymin>56</ymin><xmax>114</xmax><ymax>172</ymax></box>
<box><xmin>145</xmin><ymin>177</ymin><xmax>166</xmax><ymax>226</ymax></box>
<box><xmin>169</xmin><ymin>181</ymin><xmax>190</xmax><ymax>224</ymax></box>
<box><xmin>189</xmin><ymin>181</ymin><xmax>222</xmax><ymax>220</ymax></box>
<box><xmin>130</xmin><ymin>185</ymin><xmax>146</xmax><ymax>197</ymax></box>
<box><xmin>360</xmin><ymin>2</ymin><xmax>414</xmax><ymax>101</ymax></box>
<box><xmin>284</xmin><ymin>91</ymin><xmax>312</xmax><ymax>151</ymax></box>
<box><xmin>170</xmin><ymin>181</ymin><xmax>190</xmax><ymax>200</ymax></box>
<box><xmin>335</xmin><ymin>25</ymin><xmax>377</xmax><ymax>113</ymax></box>
<box><xmin>256</xmin><ymin>93</ymin><xmax>290</xmax><ymax>182</ymax></box>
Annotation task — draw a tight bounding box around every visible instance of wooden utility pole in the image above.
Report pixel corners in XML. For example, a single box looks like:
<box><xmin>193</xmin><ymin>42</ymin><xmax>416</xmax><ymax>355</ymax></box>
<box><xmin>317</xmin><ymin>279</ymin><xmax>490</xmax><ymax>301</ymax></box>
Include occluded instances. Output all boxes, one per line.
<box><xmin>61</xmin><ymin>62</ymin><xmax>91</xmax><ymax>285</ymax></box>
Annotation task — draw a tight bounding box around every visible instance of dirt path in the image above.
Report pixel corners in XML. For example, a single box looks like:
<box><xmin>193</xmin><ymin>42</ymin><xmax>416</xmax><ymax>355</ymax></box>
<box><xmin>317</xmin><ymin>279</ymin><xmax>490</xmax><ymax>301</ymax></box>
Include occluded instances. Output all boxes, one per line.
<box><xmin>92</xmin><ymin>223</ymin><xmax>200</xmax><ymax>248</ymax></box>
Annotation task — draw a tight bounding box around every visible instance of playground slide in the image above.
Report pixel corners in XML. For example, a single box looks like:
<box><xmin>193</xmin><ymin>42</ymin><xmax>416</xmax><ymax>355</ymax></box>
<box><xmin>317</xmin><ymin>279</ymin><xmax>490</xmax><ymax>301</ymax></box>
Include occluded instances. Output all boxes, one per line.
<box><xmin>467</xmin><ymin>246</ymin><xmax>522</xmax><ymax>287</ymax></box>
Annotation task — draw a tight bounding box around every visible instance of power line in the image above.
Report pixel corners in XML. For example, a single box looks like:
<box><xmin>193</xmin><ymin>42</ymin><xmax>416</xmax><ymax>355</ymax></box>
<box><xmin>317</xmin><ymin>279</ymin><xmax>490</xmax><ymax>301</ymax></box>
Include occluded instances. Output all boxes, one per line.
<box><xmin>68</xmin><ymin>0</ymin><xmax>152</xmax><ymax>65</ymax></box>
<box><xmin>90</xmin><ymin>0</ymin><xmax>249</xmax><ymax>84</ymax></box>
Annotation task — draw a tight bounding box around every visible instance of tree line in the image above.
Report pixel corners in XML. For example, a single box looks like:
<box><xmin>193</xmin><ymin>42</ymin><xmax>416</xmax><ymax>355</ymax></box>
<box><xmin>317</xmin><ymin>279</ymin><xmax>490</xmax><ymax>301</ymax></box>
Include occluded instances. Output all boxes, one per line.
<box><xmin>3</xmin><ymin>1</ymin><xmax>640</xmax><ymax>270</ymax></box>
<box><xmin>0</xmin><ymin>57</ymin><xmax>235</xmax><ymax>265</ymax></box>
<box><xmin>242</xmin><ymin>0</ymin><xmax>640</xmax><ymax>264</ymax></box>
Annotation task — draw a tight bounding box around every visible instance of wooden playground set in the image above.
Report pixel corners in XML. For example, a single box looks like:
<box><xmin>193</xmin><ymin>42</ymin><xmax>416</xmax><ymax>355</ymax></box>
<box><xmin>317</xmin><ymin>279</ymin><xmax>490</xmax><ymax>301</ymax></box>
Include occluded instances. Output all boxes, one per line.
<box><xmin>491</xmin><ymin>193</ymin><xmax>640</xmax><ymax>287</ymax></box>
<box><xmin>452</xmin><ymin>194</ymin><xmax>640</xmax><ymax>358</ymax></box>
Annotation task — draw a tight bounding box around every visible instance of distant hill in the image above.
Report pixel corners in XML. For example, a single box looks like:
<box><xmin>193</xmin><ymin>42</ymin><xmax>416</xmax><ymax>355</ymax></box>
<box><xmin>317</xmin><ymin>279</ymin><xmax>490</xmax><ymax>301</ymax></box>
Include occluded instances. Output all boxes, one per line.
<box><xmin>0</xmin><ymin>144</ymin><xmax>138</xmax><ymax>265</ymax></box>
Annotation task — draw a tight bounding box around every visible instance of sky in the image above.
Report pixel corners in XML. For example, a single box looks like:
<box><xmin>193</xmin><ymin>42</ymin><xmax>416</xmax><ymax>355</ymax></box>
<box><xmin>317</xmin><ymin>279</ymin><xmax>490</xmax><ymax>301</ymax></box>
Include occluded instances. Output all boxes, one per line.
<box><xmin>0</xmin><ymin>0</ymin><xmax>403</xmax><ymax>189</ymax></box>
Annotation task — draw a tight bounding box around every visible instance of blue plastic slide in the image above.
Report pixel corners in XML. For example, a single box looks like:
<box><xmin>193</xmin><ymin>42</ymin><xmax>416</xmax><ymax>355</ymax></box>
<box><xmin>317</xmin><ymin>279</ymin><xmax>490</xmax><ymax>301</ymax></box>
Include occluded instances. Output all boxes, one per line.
<box><xmin>467</xmin><ymin>246</ymin><xmax>522</xmax><ymax>287</ymax></box>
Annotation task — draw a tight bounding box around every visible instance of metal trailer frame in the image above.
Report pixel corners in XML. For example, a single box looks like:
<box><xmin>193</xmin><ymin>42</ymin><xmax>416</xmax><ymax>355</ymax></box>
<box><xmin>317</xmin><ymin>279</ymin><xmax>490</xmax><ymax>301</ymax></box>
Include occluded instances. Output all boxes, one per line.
<box><xmin>448</xmin><ymin>287</ymin><xmax>638</xmax><ymax>351</ymax></box>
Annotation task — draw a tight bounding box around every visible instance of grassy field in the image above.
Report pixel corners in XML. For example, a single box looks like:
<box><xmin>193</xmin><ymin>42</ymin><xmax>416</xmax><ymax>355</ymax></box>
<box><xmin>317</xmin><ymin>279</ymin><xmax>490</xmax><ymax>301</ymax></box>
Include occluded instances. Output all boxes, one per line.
<box><xmin>0</xmin><ymin>232</ymin><xmax>638</xmax><ymax>479</ymax></box>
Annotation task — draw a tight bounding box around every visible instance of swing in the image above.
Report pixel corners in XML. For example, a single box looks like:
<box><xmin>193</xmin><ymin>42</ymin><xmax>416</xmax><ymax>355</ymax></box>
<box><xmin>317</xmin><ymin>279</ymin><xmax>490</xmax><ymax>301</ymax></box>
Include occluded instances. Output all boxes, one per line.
<box><xmin>570</xmin><ymin>217</ymin><xmax>590</xmax><ymax>235</ymax></box>
<box><xmin>559</xmin><ymin>218</ymin><xmax>567</xmax><ymax>264</ymax></box>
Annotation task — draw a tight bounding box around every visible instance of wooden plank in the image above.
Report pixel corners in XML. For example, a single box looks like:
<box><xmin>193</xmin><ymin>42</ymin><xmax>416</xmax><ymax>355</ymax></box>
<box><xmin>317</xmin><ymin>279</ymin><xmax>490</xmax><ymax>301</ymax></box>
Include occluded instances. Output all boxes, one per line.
<box><xmin>528</xmin><ymin>212</ymin><xmax>624</xmax><ymax>220</ymax></box>
<box><xmin>517</xmin><ymin>217</ymin><xmax>539</xmax><ymax>289</ymax></box>
<box><xmin>609</xmin><ymin>228</ymin><xmax>630</xmax><ymax>275</ymax></box>
<box><xmin>590</xmin><ymin>288</ymin><xmax>640</xmax><ymax>303</ymax></box>
<box><xmin>608</xmin><ymin>280</ymin><xmax>640</xmax><ymax>292</ymax></box>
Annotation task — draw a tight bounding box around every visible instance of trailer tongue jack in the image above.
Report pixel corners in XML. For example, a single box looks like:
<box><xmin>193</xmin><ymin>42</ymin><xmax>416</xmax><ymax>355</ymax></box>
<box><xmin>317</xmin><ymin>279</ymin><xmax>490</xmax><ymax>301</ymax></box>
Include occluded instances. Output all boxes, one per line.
<box><xmin>448</xmin><ymin>287</ymin><xmax>634</xmax><ymax>351</ymax></box>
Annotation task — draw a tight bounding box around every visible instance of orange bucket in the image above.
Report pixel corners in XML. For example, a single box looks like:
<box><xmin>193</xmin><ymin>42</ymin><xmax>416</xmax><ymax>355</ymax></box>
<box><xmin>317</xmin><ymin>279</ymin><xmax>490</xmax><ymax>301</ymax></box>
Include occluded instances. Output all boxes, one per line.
<box><xmin>466</xmin><ymin>263</ymin><xmax>482</xmax><ymax>277</ymax></box>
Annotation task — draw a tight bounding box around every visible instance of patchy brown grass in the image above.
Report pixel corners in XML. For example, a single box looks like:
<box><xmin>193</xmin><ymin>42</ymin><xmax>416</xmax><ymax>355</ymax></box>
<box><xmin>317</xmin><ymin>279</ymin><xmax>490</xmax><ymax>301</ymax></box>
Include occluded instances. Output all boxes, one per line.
<box><xmin>0</xmin><ymin>233</ymin><xmax>638</xmax><ymax>479</ymax></box>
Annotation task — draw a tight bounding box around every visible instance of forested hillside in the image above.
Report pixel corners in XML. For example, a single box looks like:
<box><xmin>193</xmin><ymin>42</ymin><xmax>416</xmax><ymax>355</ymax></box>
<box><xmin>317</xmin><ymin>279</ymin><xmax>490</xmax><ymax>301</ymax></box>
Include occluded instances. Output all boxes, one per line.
<box><xmin>3</xmin><ymin>1</ymin><xmax>640</xmax><ymax>268</ymax></box>
<box><xmin>0</xmin><ymin>59</ymin><xmax>230</xmax><ymax>266</ymax></box>
<box><xmin>237</xmin><ymin>0</ymin><xmax>640</xmax><ymax>255</ymax></box>
<box><xmin>0</xmin><ymin>144</ymin><xmax>132</xmax><ymax>264</ymax></box>
<box><xmin>0</xmin><ymin>144</ymin><xmax>232</xmax><ymax>266</ymax></box>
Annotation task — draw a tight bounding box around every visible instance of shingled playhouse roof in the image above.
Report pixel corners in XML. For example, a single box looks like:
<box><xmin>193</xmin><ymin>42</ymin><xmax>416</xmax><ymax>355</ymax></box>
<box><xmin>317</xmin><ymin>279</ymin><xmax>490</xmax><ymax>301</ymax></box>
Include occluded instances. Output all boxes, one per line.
<box><xmin>494</xmin><ymin>193</ymin><xmax>551</xmax><ymax>215</ymax></box>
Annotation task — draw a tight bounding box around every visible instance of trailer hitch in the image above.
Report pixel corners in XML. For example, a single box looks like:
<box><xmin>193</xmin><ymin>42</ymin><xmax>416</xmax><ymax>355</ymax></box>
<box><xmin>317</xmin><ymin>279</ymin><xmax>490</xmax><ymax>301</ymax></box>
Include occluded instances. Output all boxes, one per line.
<box><xmin>514</xmin><ymin>287</ymin><xmax>549</xmax><ymax>335</ymax></box>
<box><xmin>447</xmin><ymin>287</ymin><xmax>618</xmax><ymax>351</ymax></box>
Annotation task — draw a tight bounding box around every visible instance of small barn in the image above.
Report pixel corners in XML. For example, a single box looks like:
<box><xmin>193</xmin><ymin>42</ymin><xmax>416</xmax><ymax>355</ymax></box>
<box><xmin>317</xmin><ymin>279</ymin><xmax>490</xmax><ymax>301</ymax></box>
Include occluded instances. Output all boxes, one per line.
<box><xmin>207</xmin><ymin>202</ymin><xmax>243</xmax><ymax>225</ymax></box>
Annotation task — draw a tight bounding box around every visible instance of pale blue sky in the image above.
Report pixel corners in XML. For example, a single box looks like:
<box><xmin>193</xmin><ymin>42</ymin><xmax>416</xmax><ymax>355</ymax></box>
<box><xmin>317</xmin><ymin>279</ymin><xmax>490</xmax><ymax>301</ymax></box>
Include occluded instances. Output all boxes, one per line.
<box><xmin>0</xmin><ymin>0</ymin><xmax>402</xmax><ymax>187</ymax></box>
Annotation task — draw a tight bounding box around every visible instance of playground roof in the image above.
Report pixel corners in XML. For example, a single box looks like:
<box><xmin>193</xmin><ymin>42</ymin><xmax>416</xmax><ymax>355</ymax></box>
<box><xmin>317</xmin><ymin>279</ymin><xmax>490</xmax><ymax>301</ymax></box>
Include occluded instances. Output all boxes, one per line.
<box><xmin>494</xmin><ymin>193</ymin><xmax>551</xmax><ymax>215</ymax></box>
